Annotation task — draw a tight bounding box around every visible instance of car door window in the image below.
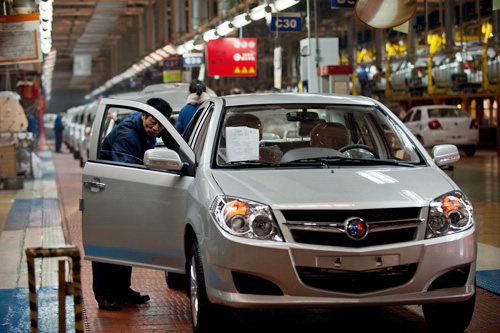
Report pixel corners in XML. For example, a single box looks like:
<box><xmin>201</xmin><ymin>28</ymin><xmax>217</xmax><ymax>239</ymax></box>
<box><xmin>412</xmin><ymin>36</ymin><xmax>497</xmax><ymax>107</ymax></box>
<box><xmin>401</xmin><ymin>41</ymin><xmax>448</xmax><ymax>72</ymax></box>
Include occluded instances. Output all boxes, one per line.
<box><xmin>193</xmin><ymin>107</ymin><xmax>214</xmax><ymax>160</ymax></box>
<box><xmin>402</xmin><ymin>111</ymin><xmax>413</xmax><ymax>123</ymax></box>
<box><xmin>412</xmin><ymin>110</ymin><xmax>421</xmax><ymax>122</ymax></box>
<box><xmin>95</xmin><ymin>104</ymin><xmax>182</xmax><ymax>167</ymax></box>
<box><xmin>183</xmin><ymin>104</ymin><xmax>208</xmax><ymax>143</ymax></box>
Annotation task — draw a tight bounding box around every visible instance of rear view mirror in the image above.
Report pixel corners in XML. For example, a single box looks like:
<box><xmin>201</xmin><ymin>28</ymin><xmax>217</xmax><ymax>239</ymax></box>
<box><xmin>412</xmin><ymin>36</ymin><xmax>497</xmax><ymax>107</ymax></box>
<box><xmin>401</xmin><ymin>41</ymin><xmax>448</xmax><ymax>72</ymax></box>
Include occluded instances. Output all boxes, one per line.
<box><xmin>144</xmin><ymin>148</ymin><xmax>184</xmax><ymax>171</ymax></box>
<box><xmin>286</xmin><ymin>111</ymin><xmax>319</xmax><ymax>122</ymax></box>
<box><xmin>432</xmin><ymin>145</ymin><xmax>460</xmax><ymax>167</ymax></box>
<box><xmin>355</xmin><ymin>0</ymin><xmax>417</xmax><ymax>29</ymax></box>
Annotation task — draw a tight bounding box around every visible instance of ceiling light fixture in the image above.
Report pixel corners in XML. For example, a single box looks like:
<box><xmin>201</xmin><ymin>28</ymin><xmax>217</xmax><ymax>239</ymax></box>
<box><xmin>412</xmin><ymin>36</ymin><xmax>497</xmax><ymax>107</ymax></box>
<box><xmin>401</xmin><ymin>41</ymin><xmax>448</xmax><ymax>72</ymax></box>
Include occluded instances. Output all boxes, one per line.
<box><xmin>232</xmin><ymin>13</ymin><xmax>252</xmax><ymax>28</ymax></box>
<box><xmin>203</xmin><ymin>29</ymin><xmax>218</xmax><ymax>42</ymax></box>
<box><xmin>250</xmin><ymin>4</ymin><xmax>273</xmax><ymax>21</ymax></box>
<box><xmin>216</xmin><ymin>21</ymin><xmax>235</xmax><ymax>36</ymax></box>
<box><xmin>274</xmin><ymin>0</ymin><xmax>300</xmax><ymax>11</ymax></box>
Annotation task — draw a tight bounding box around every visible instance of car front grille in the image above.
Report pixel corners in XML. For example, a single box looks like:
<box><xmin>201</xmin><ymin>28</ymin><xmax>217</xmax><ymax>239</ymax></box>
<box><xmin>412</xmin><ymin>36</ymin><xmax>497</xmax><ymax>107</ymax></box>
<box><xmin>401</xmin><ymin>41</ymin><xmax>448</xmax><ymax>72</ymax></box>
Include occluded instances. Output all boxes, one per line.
<box><xmin>296</xmin><ymin>263</ymin><xmax>418</xmax><ymax>293</ymax></box>
<box><xmin>281</xmin><ymin>208</ymin><xmax>423</xmax><ymax>248</ymax></box>
<box><xmin>291</xmin><ymin>228</ymin><xmax>417</xmax><ymax>248</ymax></box>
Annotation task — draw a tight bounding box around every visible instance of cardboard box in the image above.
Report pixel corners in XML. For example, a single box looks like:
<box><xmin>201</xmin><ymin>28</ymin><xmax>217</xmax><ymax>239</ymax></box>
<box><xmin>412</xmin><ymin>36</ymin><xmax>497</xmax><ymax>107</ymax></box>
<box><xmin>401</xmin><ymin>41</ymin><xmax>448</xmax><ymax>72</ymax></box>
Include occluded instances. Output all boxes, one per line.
<box><xmin>0</xmin><ymin>140</ymin><xmax>17</xmax><ymax>176</ymax></box>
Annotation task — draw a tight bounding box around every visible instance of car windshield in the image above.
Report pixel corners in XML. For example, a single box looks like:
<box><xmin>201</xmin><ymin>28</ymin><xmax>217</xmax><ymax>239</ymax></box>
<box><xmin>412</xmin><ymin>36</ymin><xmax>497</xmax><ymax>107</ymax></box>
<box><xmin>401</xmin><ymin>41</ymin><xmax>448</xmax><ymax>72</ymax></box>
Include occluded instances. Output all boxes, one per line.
<box><xmin>215</xmin><ymin>104</ymin><xmax>424</xmax><ymax>168</ymax></box>
<box><xmin>428</xmin><ymin>107</ymin><xmax>469</xmax><ymax>118</ymax></box>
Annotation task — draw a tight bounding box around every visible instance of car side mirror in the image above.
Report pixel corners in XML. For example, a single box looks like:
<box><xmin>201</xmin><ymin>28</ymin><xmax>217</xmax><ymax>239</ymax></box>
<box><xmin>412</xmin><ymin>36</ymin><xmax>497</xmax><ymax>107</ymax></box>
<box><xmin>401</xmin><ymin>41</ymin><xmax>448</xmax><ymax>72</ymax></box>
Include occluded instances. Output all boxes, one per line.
<box><xmin>143</xmin><ymin>148</ymin><xmax>184</xmax><ymax>172</ymax></box>
<box><xmin>432</xmin><ymin>144</ymin><xmax>460</xmax><ymax>167</ymax></box>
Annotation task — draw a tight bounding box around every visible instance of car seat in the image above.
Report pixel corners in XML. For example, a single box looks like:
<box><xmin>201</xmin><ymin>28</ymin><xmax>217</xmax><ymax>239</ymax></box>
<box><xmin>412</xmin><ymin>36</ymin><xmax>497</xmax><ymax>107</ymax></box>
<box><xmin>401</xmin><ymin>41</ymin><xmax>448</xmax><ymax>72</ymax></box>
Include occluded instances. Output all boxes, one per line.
<box><xmin>310</xmin><ymin>122</ymin><xmax>349</xmax><ymax>150</ymax></box>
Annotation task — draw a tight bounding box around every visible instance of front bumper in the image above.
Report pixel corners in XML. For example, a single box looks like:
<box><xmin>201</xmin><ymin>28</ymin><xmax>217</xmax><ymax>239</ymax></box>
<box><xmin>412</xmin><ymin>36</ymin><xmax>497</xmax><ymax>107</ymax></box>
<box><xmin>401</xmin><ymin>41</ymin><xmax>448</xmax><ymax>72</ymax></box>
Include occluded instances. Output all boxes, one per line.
<box><xmin>202</xmin><ymin>226</ymin><xmax>476</xmax><ymax>308</ymax></box>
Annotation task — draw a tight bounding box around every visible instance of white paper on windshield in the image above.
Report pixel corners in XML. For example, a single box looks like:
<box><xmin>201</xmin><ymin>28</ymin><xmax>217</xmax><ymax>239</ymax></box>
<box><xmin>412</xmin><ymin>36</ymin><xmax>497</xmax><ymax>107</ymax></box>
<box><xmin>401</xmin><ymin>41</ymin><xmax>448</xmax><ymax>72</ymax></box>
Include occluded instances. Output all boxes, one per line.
<box><xmin>226</xmin><ymin>126</ymin><xmax>259</xmax><ymax>162</ymax></box>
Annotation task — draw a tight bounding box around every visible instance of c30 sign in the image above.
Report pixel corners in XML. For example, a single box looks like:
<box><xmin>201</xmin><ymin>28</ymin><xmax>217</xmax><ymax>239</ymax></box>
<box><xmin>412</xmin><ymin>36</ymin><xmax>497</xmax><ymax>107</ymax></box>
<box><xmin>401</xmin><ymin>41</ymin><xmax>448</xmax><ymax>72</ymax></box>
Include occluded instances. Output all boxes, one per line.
<box><xmin>331</xmin><ymin>0</ymin><xmax>356</xmax><ymax>8</ymax></box>
<box><xmin>270</xmin><ymin>13</ymin><xmax>301</xmax><ymax>32</ymax></box>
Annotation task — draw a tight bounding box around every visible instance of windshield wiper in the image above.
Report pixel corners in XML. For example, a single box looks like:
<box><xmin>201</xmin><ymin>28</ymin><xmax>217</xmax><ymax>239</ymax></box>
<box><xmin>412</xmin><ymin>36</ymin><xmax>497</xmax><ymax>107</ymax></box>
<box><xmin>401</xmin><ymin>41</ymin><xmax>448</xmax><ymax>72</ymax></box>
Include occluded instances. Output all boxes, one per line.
<box><xmin>222</xmin><ymin>160</ymin><xmax>327</xmax><ymax>168</ymax></box>
<box><xmin>286</xmin><ymin>156</ymin><xmax>415</xmax><ymax>167</ymax></box>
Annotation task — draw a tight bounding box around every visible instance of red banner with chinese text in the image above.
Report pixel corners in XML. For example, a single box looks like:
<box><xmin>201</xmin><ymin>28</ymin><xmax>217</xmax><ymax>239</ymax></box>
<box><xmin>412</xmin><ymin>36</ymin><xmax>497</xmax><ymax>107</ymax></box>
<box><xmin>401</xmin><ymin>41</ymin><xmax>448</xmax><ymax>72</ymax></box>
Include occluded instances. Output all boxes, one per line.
<box><xmin>207</xmin><ymin>38</ymin><xmax>257</xmax><ymax>77</ymax></box>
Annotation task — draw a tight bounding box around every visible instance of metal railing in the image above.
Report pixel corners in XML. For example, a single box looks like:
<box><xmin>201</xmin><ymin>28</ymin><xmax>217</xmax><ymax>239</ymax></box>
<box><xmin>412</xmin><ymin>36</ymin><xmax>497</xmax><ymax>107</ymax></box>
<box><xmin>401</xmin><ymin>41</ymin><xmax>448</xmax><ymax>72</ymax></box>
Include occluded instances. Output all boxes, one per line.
<box><xmin>25</xmin><ymin>246</ymin><xmax>83</xmax><ymax>333</ymax></box>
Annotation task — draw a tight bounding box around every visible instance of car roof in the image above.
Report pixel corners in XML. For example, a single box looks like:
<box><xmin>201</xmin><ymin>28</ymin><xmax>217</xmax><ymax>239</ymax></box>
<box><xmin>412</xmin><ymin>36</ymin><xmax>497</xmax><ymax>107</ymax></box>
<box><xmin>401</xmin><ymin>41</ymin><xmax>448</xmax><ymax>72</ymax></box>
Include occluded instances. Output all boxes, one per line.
<box><xmin>411</xmin><ymin>105</ymin><xmax>458</xmax><ymax>109</ymax></box>
<box><xmin>220</xmin><ymin>93</ymin><xmax>376</xmax><ymax>107</ymax></box>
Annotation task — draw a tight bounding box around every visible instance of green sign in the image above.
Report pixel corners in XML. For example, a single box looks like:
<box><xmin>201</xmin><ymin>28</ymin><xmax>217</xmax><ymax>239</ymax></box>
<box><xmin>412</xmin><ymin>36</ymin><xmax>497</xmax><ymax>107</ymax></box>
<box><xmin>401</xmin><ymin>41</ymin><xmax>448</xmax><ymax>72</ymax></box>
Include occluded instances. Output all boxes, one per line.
<box><xmin>163</xmin><ymin>70</ymin><xmax>181</xmax><ymax>82</ymax></box>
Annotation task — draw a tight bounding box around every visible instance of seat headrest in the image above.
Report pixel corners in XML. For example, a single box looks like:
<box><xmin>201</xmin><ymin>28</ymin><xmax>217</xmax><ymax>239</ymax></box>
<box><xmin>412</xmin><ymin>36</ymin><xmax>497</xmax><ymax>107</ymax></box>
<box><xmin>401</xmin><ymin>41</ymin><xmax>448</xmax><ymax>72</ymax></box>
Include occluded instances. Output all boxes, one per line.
<box><xmin>310</xmin><ymin>122</ymin><xmax>349</xmax><ymax>149</ymax></box>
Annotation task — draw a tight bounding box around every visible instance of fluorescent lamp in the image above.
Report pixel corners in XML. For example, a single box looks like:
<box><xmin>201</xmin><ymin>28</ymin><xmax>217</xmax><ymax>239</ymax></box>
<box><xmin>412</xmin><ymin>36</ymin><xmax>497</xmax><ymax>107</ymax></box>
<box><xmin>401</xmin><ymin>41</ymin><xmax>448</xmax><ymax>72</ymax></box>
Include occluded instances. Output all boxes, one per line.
<box><xmin>176</xmin><ymin>44</ymin><xmax>187</xmax><ymax>55</ymax></box>
<box><xmin>203</xmin><ymin>29</ymin><xmax>218</xmax><ymax>42</ymax></box>
<box><xmin>217</xmin><ymin>21</ymin><xmax>235</xmax><ymax>36</ymax></box>
<box><xmin>155</xmin><ymin>48</ymin><xmax>169</xmax><ymax>58</ymax></box>
<box><xmin>149</xmin><ymin>52</ymin><xmax>163</xmax><ymax>61</ymax></box>
<box><xmin>250</xmin><ymin>4</ymin><xmax>272</xmax><ymax>21</ymax></box>
<box><xmin>232</xmin><ymin>13</ymin><xmax>252</xmax><ymax>28</ymax></box>
<box><xmin>185</xmin><ymin>40</ymin><xmax>195</xmax><ymax>52</ymax></box>
<box><xmin>274</xmin><ymin>0</ymin><xmax>300</xmax><ymax>11</ymax></box>
<box><xmin>163</xmin><ymin>44</ymin><xmax>177</xmax><ymax>55</ymax></box>
<box><xmin>144</xmin><ymin>56</ymin><xmax>156</xmax><ymax>64</ymax></box>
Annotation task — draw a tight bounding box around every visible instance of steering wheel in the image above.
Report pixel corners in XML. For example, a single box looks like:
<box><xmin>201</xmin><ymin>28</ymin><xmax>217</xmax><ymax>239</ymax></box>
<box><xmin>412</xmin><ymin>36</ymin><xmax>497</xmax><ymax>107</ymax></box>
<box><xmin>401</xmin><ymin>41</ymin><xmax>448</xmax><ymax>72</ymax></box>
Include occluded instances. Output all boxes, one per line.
<box><xmin>339</xmin><ymin>144</ymin><xmax>378</xmax><ymax>158</ymax></box>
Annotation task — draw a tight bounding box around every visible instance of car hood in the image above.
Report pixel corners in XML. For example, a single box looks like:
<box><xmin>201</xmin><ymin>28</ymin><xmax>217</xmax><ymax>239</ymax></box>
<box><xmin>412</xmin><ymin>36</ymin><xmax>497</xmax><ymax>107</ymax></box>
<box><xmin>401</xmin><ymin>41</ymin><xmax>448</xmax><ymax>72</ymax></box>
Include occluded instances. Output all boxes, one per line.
<box><xmin>211</xmin><ymin>167</ymin><xmax>457</xmax><ymax>209</ymax></box>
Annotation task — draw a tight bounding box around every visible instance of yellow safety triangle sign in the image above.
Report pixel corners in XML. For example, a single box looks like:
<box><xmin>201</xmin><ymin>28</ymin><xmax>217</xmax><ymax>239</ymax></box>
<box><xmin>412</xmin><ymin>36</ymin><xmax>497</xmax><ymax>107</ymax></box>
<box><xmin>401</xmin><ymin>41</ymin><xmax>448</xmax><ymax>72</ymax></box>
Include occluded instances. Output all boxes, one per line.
<box><xmin>234</xmin><ymin>67</ymin><xmax>240</xmax><ymax>74</ymax></box>
<box><xmin>241</xmin><ymin>67</ymin><xmax>248</xmax><ymax>73</ymax></box>
<box><xmin>249</xmin><ymin>67</ymin><xmax>255</xmax><ymax>74</ymax></box>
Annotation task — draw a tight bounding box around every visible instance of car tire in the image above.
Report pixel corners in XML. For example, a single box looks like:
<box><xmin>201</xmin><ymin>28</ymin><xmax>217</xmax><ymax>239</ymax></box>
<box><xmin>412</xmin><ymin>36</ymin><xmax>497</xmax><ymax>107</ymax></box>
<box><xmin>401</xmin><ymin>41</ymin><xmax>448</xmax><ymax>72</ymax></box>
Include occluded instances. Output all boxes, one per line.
<box><xmin>463</xmin><ymin>145</ymin><xmax>476</xmax><ymax>157</ymax></box>
<box><xmin>423</xmin><ymin>293</ymin><xmax>475</xmax><ymax>332</ymax></box>
<box><xmin>188</xmin><ymin>242</ymin><xmax>217</xmax><ymax>333</ymax></box>
<box><xmin>164</xmin><ymin>272</ymin><xmax>186</xmax><ymax>290</ymax></box>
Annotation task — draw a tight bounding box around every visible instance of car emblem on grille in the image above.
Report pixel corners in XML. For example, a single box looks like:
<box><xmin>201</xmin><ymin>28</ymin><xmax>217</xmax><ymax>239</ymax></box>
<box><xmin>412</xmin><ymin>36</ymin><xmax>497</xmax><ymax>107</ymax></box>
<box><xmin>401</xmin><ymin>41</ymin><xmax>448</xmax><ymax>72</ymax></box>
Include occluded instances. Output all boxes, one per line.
<box><xmin>345</xmin><ymin>217</ymin><xmax>369</xmax><ymax>240</ymax></box>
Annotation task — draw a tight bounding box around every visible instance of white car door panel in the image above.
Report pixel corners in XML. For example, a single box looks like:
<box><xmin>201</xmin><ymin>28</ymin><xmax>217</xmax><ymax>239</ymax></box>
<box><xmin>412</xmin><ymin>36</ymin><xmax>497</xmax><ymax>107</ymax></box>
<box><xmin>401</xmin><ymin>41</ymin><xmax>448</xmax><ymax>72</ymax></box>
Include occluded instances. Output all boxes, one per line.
<box><xmin>82</xmin><ymin>98</ymin><xmax>195</xmax><ymax>272</ymax></box>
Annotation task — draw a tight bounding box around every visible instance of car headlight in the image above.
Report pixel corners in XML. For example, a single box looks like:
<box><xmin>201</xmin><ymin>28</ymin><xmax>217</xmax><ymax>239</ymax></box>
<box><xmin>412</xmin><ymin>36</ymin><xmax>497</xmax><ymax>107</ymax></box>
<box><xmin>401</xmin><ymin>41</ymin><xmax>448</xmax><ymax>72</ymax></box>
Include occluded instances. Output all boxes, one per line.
<box><xmin>426</xmin><ymin>191</ymin><xmax>474</xmax><ymax>238</ymax></box>
<box><xmin>210</xmin><ymin>196</ymin><xmax>283</xmax><ymax>241</ymax></box>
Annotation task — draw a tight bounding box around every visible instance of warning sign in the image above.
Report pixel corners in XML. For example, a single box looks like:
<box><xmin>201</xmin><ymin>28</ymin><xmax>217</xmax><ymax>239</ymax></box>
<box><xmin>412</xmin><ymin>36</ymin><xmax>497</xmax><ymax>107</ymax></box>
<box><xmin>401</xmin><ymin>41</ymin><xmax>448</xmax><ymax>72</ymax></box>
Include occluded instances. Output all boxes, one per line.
<box><xmin>207</xmin><ymin>38</ymin><xmax>257</xmax><ymax>77</ymax></box>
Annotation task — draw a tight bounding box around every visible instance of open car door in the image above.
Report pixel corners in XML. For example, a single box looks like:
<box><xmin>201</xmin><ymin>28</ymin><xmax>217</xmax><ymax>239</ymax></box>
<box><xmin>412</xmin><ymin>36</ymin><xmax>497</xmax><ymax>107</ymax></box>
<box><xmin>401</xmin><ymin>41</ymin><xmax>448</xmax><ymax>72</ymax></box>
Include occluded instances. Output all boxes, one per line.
<box><xmin>81</xmin><ymin>98</ymin><xmax>195</xmax><ymax>274</ymax></box>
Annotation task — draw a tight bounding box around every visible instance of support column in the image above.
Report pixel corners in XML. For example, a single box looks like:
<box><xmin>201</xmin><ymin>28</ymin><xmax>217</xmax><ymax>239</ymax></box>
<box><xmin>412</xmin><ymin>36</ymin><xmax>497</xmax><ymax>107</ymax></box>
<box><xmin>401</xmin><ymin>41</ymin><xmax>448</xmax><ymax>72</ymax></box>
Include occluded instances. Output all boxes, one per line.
<box><xmin>493</xmin><ymin>3</ymin><xmax>500</xmax><ymax>49</ymax></box>
<box><xmin>407</xmin><ymin>15</ymin><xmax>417</xmax><ymax>64</ymax></box>
<box><xmin>137</xmin><ymin>14</ymin><xmax>145</xmax><ymax>58</ymax></box>
<box><xmin>174</xmin><ymin>0</ymin><xmax>187</xmax><ymax>40</ymax></box>
<box><xmin>374</xmin><ymin>29</ymin><xmax>384</xmax><ymax>69</ymax></box>
<box><xmin>192</xmin><ymin>0</ymin><xmax>208</xmax><ymax>30</ymax></box>
<box><xmin>444</xmin><ymin>0</ymin><xmax>455</xmax><ymax>55</ymax></box>
<box><xmin>347</xmin><ymin>19</ymin><xmax>356</xmax><ymax>65</ymax></box>
<box><xmin>146</xmin><ymin>1</ymin><xmax>154</xmax><ymax>51</ymax></box>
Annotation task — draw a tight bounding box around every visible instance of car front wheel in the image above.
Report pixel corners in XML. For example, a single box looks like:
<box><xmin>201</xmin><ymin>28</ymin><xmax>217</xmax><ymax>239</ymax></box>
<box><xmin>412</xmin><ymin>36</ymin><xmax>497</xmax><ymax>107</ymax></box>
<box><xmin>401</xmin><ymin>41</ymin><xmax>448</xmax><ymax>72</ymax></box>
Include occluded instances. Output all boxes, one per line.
<box><xmin>423</xmin><ymin>293</ymin><xmax>475</xmax><ymax>332</ymax></box>
<box><xmin>188</xmin><ymin>242</ymin><xmax>216</xmax><ymax>333</ymax></box>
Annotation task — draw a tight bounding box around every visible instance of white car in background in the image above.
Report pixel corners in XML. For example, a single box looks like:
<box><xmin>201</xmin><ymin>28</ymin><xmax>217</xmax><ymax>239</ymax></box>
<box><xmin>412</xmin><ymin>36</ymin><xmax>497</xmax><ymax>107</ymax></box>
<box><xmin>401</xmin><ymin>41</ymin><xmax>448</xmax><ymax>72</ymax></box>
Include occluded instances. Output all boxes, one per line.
<box><xmin>403</xmin><ymin>105</ymin><xmax>479</xmax><ymax>156</ymax></box>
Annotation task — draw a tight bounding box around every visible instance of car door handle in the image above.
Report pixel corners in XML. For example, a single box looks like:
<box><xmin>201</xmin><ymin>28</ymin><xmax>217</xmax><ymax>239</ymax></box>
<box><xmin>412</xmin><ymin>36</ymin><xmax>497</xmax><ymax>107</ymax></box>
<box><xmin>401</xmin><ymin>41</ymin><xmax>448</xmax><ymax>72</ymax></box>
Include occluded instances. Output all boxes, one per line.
<box><xmin>83</xmin><ymin>180</ymin><xmax>106</xmax><ymax>192</ymax></box>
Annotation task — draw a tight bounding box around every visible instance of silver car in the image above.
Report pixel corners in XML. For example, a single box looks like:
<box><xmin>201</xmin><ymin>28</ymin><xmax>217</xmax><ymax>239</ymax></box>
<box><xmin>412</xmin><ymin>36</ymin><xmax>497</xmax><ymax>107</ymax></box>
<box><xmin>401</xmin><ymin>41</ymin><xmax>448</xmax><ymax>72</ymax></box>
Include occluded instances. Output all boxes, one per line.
<box><xmin>82</xmin><ymin>93</ymin><xmax>476</xmax><ymax>332</ymax></box>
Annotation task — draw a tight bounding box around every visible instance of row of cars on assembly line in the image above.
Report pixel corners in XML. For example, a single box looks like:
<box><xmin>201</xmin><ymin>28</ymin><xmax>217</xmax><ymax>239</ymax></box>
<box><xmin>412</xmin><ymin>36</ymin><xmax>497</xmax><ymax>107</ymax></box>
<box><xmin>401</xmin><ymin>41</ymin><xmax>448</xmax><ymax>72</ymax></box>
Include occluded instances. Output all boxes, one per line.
<box><xmin>63</xmin><ymin>83</ymin><xmax>217</xmax><ymax>167</ymax></box>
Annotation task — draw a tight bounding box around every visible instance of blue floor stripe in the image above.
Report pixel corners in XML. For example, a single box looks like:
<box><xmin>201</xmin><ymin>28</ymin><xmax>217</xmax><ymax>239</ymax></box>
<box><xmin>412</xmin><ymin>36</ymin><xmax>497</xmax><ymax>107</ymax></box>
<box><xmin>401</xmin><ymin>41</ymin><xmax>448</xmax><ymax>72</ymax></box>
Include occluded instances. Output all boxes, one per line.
<box><xmin>4</xmin><ymin>199</ymin><xmax>38</xmax><ymax>230</ymax></box>
<box><xmin>0</xmin><ymin>287</ymin><xmax>75</xmax><ymax>333</ymax></box>
<box><xmin>476</xmin><ymin>270</ymin><xmax>500</xmax><ymax>295</ymax></box>
<box><xmin>4</xmin><ymin>198</ymin><xmax>60</xmax><ymax>230</ymax></box>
